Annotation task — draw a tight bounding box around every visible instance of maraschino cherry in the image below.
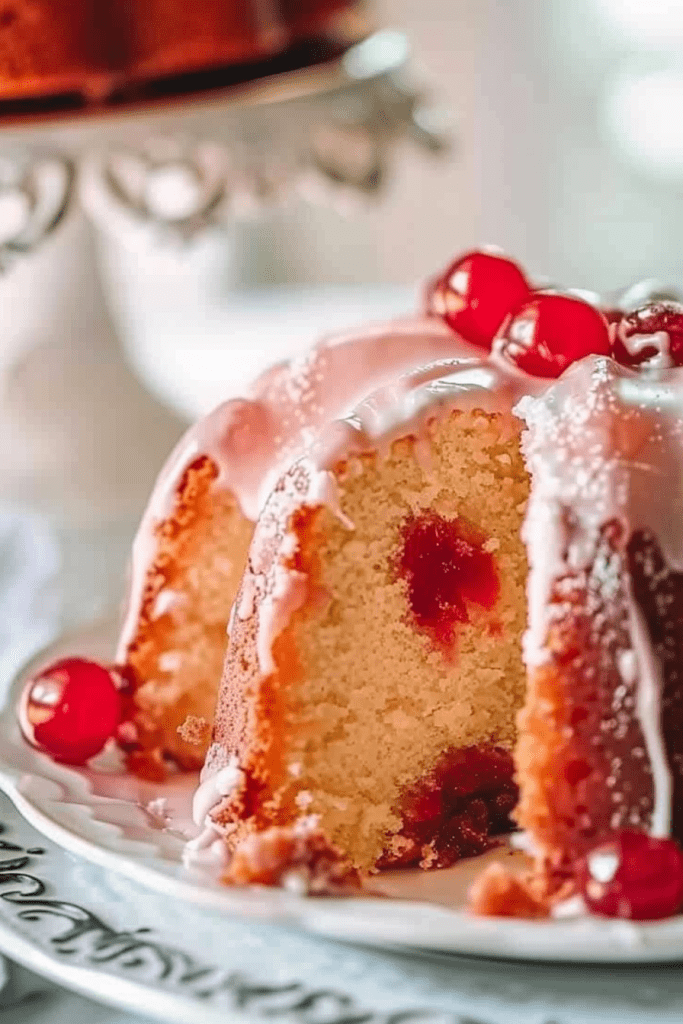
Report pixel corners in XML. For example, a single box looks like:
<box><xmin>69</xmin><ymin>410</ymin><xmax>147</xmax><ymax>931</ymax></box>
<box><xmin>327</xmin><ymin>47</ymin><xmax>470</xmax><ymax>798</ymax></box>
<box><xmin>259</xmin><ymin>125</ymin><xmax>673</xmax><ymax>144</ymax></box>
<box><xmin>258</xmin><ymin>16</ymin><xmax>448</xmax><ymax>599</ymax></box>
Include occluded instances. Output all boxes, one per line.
<box><xmin>427</xmin><ymin>249</ymin><xmax>530</xmax><ymax>350</ymax></box>
<box><xmin>578</xmin><ymin>831</ymin><xmax>683</xmax><ymax>920</ymax></box>
<box><xmin>493</xmin><ymin>291</ymin><xmax>610</xmax><ymax>378</ymax></box>
<box><xmin>20</xmin><ymin>658</ymin><xmax>122</xmax><ymax>765</ymax></box>
<box><xmin>610</xmin><ymin>301</ymin><xmax>683</xmax><ymax>369</ymax></box>
<box><xmin>398</xmin><ymin>511</ymin><xmax>499</xmax><ymax>652</ymax></box>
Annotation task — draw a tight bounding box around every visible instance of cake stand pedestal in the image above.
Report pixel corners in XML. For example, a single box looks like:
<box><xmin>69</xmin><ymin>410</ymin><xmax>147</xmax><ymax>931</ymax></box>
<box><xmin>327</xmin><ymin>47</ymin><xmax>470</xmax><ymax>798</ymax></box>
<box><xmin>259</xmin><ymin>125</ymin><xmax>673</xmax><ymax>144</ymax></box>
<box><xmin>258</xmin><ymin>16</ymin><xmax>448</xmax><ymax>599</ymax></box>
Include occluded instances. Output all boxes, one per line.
<box><xmin>0</xmin><ymin>30</ymin><xmax>449</xmax><ymax>526</ymax></box>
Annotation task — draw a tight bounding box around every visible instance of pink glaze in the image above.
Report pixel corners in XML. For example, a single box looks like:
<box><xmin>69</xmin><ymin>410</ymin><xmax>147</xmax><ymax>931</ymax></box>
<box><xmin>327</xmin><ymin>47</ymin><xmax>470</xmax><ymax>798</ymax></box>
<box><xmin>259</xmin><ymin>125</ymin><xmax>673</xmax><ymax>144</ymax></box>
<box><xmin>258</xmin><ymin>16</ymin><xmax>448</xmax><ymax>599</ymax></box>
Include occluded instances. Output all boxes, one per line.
<box><xmin>117</xmin><ymin>316</ymin><xmax>480</xmax><ymax>661</ymax></box>
<box><xmin>203</xmin><ymin>357</ymin><xmax>545</xmax><ymax>693</ymax></box>
<box><xmin>204</xmin><ymin>351</ymin><xmax>683</xmax><ymax>862</ymax></box>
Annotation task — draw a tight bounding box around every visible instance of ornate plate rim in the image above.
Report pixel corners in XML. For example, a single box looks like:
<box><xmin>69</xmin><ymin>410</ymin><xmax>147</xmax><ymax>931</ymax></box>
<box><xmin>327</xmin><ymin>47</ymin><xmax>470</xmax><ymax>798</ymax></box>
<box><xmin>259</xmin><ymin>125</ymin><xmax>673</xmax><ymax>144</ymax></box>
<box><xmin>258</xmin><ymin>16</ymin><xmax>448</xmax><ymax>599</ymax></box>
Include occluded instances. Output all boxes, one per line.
<box><xmin>2</xmin><ymin>620</ymin><xmax>683</xmax><ymax>964</ymax></box>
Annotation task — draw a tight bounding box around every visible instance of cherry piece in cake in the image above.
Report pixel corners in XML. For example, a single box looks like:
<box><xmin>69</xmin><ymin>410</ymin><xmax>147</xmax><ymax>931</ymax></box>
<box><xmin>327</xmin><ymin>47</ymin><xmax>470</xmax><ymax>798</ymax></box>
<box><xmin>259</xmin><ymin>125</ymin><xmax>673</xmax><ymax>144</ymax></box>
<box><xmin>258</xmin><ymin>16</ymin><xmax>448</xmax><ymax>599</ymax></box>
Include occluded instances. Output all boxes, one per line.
<box><xmin>610</xmin><ymin>301</ymin><xmax>683</xmax><ymax>368</ymax></box>
<box><xmin>578</xmin><ymin>831</ymin><xmax>683</xmax><ymax>920</ymax></box>
<box><xmin>398</xmin><ymin>510</ymin><xmax>499</xmax><ymax>653</ymax></box>
<box><xmin>19</xmin><ymin>658</ymin><xmax>122</xmax><ymax>765</ymax></box>
<box><xmin>493</xmin><ymin>291</ymin><xmax>610</xmax><ymax>378</ymax></box>
<box><xmin>383</xmin><ymin>745</ymin><xmax>517</xmax><ymax>869</ymax></box>
<box><xmin>426</xmin><ymin>250</ymin><xmax>530</xmax><ymax>350</ymax></box>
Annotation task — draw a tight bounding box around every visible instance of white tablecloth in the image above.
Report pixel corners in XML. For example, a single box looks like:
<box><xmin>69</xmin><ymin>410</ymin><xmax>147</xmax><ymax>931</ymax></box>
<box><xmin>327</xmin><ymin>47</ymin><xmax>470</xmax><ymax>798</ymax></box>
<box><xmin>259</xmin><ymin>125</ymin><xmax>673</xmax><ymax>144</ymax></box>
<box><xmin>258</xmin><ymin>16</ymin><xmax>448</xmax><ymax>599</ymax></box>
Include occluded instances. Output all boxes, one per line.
<box><xmin>0</xmin><ymin>505</ymin><xmax>158</xmax><ymax>1021</ymax></box>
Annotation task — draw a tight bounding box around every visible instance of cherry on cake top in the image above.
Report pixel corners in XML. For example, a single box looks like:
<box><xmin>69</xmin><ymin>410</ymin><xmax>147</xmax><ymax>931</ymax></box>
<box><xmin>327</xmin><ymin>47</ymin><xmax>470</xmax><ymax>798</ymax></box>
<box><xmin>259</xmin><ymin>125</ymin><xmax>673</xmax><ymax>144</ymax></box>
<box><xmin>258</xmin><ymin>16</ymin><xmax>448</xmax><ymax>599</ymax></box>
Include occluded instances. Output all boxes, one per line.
<box><xmin>493</xmin><ymin>291</ymin><xmax>610</xmax><ymax>378</ymax></box>
<box><xmin>426</xmin><ymin>249</ymin><xmax>530</xmax><ymax>350</ymax></box>
<box><xmin>610</xmin><ymin>301</ymin><xmax>683</xmax><ymax>369</ymax></box>
<box><xmin>428</xmin><ymin>247</ymin><xmax>683</xmax><ymax>378</ymax></box>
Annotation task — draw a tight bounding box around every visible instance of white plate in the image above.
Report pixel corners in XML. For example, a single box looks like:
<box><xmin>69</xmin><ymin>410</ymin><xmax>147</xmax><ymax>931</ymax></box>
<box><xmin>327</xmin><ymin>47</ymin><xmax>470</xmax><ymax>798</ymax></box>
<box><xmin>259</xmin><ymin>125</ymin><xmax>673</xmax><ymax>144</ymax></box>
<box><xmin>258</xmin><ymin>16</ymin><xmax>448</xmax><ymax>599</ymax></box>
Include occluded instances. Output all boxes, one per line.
<box><xmin>6</xmin><ymin>794</ymin><xmax>683</xmax><ymax>1024</ymax></box>
<box><xmin>1</xmin><ymin>620</ymin><xmax>683</xmax><ymax>964</ymax></box>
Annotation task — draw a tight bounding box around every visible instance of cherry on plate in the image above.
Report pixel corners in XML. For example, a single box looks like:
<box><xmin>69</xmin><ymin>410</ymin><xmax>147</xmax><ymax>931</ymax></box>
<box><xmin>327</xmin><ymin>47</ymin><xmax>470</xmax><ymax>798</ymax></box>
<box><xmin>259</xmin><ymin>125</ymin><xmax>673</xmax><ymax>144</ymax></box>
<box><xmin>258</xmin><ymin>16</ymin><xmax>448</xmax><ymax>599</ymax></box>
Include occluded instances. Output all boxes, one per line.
<box><xmin>493</xmin><ymin>291</ymin><xmax>610</xmax><ymax>378</ymax></box>
<box><xmin>426</xmin><ymin>249</ymin><xmax>530</xmax><ymax>350</ymax></box>
<box><xmin>578</xmin><ymin>830</ymin><xmax>683</xmax><ymax>921</ymax></box>
<box><xmin>19</xmin><ymin>657</ymin><xmax>122</xmax><ymax>765</ymax></box>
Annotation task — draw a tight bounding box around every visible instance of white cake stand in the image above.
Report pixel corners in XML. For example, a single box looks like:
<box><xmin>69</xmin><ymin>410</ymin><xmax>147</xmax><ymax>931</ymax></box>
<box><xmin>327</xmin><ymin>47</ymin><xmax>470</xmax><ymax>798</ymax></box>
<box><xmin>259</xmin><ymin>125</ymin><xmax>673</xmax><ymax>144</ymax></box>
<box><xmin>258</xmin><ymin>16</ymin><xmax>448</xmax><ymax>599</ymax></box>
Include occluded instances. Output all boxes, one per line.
<box><xmin>0</xmin><ymin>29</ymin><xmax>449</xmax><ymax>526</ymax></box>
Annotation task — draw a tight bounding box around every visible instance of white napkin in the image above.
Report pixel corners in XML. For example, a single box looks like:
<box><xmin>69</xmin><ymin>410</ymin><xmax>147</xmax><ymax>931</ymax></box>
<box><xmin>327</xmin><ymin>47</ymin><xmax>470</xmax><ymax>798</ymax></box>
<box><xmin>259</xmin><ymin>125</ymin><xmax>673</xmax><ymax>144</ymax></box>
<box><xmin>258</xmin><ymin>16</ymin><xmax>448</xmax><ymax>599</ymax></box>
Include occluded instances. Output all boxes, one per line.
<box><xmin>0</xmin><ymin>505</ymin><xmax>61</xmax><ymax>1009</ymax></box>
<box><xmin>0</xmin><ymin>505</ymin><xmax>61</xmax><ymax>700</ymax></box>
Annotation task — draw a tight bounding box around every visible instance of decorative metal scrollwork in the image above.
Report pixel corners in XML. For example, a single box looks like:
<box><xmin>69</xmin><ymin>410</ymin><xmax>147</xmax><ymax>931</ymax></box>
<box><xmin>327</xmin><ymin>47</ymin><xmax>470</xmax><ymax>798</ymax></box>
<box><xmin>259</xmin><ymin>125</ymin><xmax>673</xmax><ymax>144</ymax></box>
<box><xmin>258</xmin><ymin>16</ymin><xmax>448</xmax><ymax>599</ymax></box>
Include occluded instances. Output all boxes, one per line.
<box><xmin>80</xmin><ymin>31</ymin><xmax>450</xmax><ymax>243</ymax></box>
<box><xmin>0</xmin><ymin>153</ymin><xmax>75</xmax><ymax>271</ymax></box>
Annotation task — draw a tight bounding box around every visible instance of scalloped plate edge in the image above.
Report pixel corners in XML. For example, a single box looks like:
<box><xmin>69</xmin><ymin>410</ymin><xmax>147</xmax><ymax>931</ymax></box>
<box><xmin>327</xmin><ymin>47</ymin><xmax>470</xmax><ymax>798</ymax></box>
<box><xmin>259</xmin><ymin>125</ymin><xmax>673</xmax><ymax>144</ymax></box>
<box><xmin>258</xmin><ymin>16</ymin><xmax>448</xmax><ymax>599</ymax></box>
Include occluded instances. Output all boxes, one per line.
<box><xmin>2</xmin><ymin>621</ymin><xmax>683</xmax><ymax>963</ymax></box>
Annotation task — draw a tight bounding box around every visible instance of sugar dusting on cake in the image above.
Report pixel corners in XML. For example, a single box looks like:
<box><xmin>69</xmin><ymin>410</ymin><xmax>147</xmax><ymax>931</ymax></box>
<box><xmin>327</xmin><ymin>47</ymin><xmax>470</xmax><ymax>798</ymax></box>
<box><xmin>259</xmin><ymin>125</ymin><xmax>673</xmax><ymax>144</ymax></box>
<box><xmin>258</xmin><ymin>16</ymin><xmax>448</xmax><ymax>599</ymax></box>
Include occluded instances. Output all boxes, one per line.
<box><xmin>519</xmin><ymin>355</ymin><xmax>683</xmax><ymax>838</ymax></box>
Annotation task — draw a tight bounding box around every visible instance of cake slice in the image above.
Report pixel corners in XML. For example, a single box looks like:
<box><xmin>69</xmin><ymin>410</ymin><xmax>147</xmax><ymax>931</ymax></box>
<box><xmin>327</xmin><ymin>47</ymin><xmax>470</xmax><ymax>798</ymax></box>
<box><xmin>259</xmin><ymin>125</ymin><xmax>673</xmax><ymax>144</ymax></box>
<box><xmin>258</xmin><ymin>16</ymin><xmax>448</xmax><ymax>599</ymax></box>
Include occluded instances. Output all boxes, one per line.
<box><xmin>198</xmin><ymin>361</ymin><xmax>531</xmax><ymax>873</ymax></box>
<box><xmin>116</xmin><ymin>319</ymin><xmax>477</xmax><ymax>776</ymax></box>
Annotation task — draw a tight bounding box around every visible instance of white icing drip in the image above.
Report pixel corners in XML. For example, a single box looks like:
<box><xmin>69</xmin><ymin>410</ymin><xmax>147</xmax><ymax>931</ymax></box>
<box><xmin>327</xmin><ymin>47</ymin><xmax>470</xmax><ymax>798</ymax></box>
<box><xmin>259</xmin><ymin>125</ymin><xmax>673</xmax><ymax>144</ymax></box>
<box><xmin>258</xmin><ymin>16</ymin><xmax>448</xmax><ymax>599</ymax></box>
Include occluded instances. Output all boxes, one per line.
<box><xmin>519</xmin><ymin>465</ymin><xmax>566</xmax><ymax>669</ymax></box>
<box><xmin>520</xmin><ymin>356</ymin><xmax>683</xmax><ymax>839</ymax></box>
<box><xmin>256</xmin><ymin>564</ymin><xmax>308</xmax><ymax>676</ymax></box>
<box><xmin>182</xmin><ymin>821</ymin><xmax>232</xmax><ymax>871</ymax></box>
<box><xmin>192</xmin><ymin>756</ymin><xmax>244</xmax><ymax>826</ymax></box>
<box><xmin>237</xmin><ymin>573</ymin><xmax>258</xmax><ymax>620</ymax></box>
<box><xmin>307</xmin><ymin>470</ymin><xmax>355</xmax><ymax>531</ymax></box>
<box><xmin>627</xmin><ymin>590</ymin><xmax>672</xmax><ymax>837</ymax></box>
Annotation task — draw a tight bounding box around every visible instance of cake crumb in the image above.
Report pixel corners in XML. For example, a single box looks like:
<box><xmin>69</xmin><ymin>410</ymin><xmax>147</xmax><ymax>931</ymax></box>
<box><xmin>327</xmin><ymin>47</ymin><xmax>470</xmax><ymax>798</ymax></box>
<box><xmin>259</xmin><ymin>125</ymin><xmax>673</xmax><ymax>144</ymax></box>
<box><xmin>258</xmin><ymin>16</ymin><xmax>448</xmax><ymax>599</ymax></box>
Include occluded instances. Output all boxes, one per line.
<box><xmin>178</xmin><ymin>716</ymin><xmax>211</xmax><ymax>746</ymax></box>
<box><xmin>419</xmin><ymin>843</ymin><xmax>438</xmax><ymax>869</ymax></box>
<box><xmin>468</xmin><ymin>863</ymin><xmax>550</xmax><ymax>918</ymax></box>
<box><xmin>146</xmin><ymin>797</ymin><xmax>169</xmax><ymax>820</ymax></box>
<box><xmin>224</xmin><ymin>820</ymin><xmax>360</xmax><ymax>893</ymax></box>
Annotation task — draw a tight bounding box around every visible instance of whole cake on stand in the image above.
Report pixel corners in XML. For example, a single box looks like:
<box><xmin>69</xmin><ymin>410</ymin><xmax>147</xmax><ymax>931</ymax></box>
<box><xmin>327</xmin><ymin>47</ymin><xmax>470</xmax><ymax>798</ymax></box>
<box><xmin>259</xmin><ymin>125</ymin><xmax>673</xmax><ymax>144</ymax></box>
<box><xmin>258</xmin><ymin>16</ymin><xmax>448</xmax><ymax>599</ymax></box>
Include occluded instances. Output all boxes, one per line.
<box><xmin>0</xmin><ymin>1</ymin><xmax>364</xmax><ymax>103</ymax></box>
<box><xmin>0</xmin><ymin>12</ymin><xmax>447</xmax><ymax>524</ymax></box>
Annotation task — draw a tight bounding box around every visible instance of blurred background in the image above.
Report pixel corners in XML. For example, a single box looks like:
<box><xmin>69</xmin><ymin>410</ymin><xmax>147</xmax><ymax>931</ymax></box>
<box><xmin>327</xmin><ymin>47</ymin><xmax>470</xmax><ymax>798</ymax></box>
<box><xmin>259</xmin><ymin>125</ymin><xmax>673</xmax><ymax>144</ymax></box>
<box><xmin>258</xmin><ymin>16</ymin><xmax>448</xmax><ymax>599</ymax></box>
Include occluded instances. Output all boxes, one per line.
<box><xmin>4</xmin><ymin>0</ymin><xmax>683</xmax><ymax>537</ymax></box>
<box><xmin>207</xmin><ymin>0</ymin><xmax>683</xmax><ymax>290</ymax></box>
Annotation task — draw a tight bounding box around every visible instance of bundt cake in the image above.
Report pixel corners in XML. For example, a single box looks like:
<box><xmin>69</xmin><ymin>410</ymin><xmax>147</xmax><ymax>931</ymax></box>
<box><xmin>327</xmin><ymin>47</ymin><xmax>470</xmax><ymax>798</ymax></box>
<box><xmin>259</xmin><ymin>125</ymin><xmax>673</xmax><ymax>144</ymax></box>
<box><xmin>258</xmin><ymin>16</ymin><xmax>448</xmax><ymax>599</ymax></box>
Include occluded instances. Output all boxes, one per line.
<box><xmin>187</xmin><ymin>253</ymin><xmax>683</xmax><ymax>916</ymax></box>
<box><xmin>21</xmin><ymin>247</ymin><xmax>683</xmax><ymax>920</ymax></box>
<box><xmin>115</xmin><ymin>318</ymin><xmax>479</xmax><ymax>777</ymax></box>
<box><xmin>0</xmin><ymin>0</ymin><xmax>360</xmax><ymax>102</ymax></box>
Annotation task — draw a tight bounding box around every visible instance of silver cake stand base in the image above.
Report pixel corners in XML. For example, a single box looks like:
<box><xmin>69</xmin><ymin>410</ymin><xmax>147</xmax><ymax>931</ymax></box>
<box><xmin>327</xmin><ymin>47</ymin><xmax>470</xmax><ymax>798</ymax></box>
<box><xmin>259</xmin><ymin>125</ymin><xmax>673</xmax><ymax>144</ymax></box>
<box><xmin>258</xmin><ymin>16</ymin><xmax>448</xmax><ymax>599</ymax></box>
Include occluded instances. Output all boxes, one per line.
<box><xmin>0</xmin><ymin>30</ymin><xmax>448</xmax><ymax>526</ymax></box>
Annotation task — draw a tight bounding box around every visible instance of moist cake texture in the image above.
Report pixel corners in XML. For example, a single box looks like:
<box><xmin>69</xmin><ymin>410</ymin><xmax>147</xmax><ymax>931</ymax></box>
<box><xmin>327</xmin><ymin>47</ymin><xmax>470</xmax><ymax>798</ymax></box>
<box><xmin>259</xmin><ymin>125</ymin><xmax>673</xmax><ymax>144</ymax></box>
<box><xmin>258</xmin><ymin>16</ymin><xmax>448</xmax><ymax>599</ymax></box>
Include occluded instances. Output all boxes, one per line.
<box><xmin>202</xmin><ymin>363</ymin><xmax>531</xmax><ymax>872</ymax></box>
<box><xmin>116</xmin><ymin>321</ymin><xmax>479</xmax><ymax>775</ymax></box>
